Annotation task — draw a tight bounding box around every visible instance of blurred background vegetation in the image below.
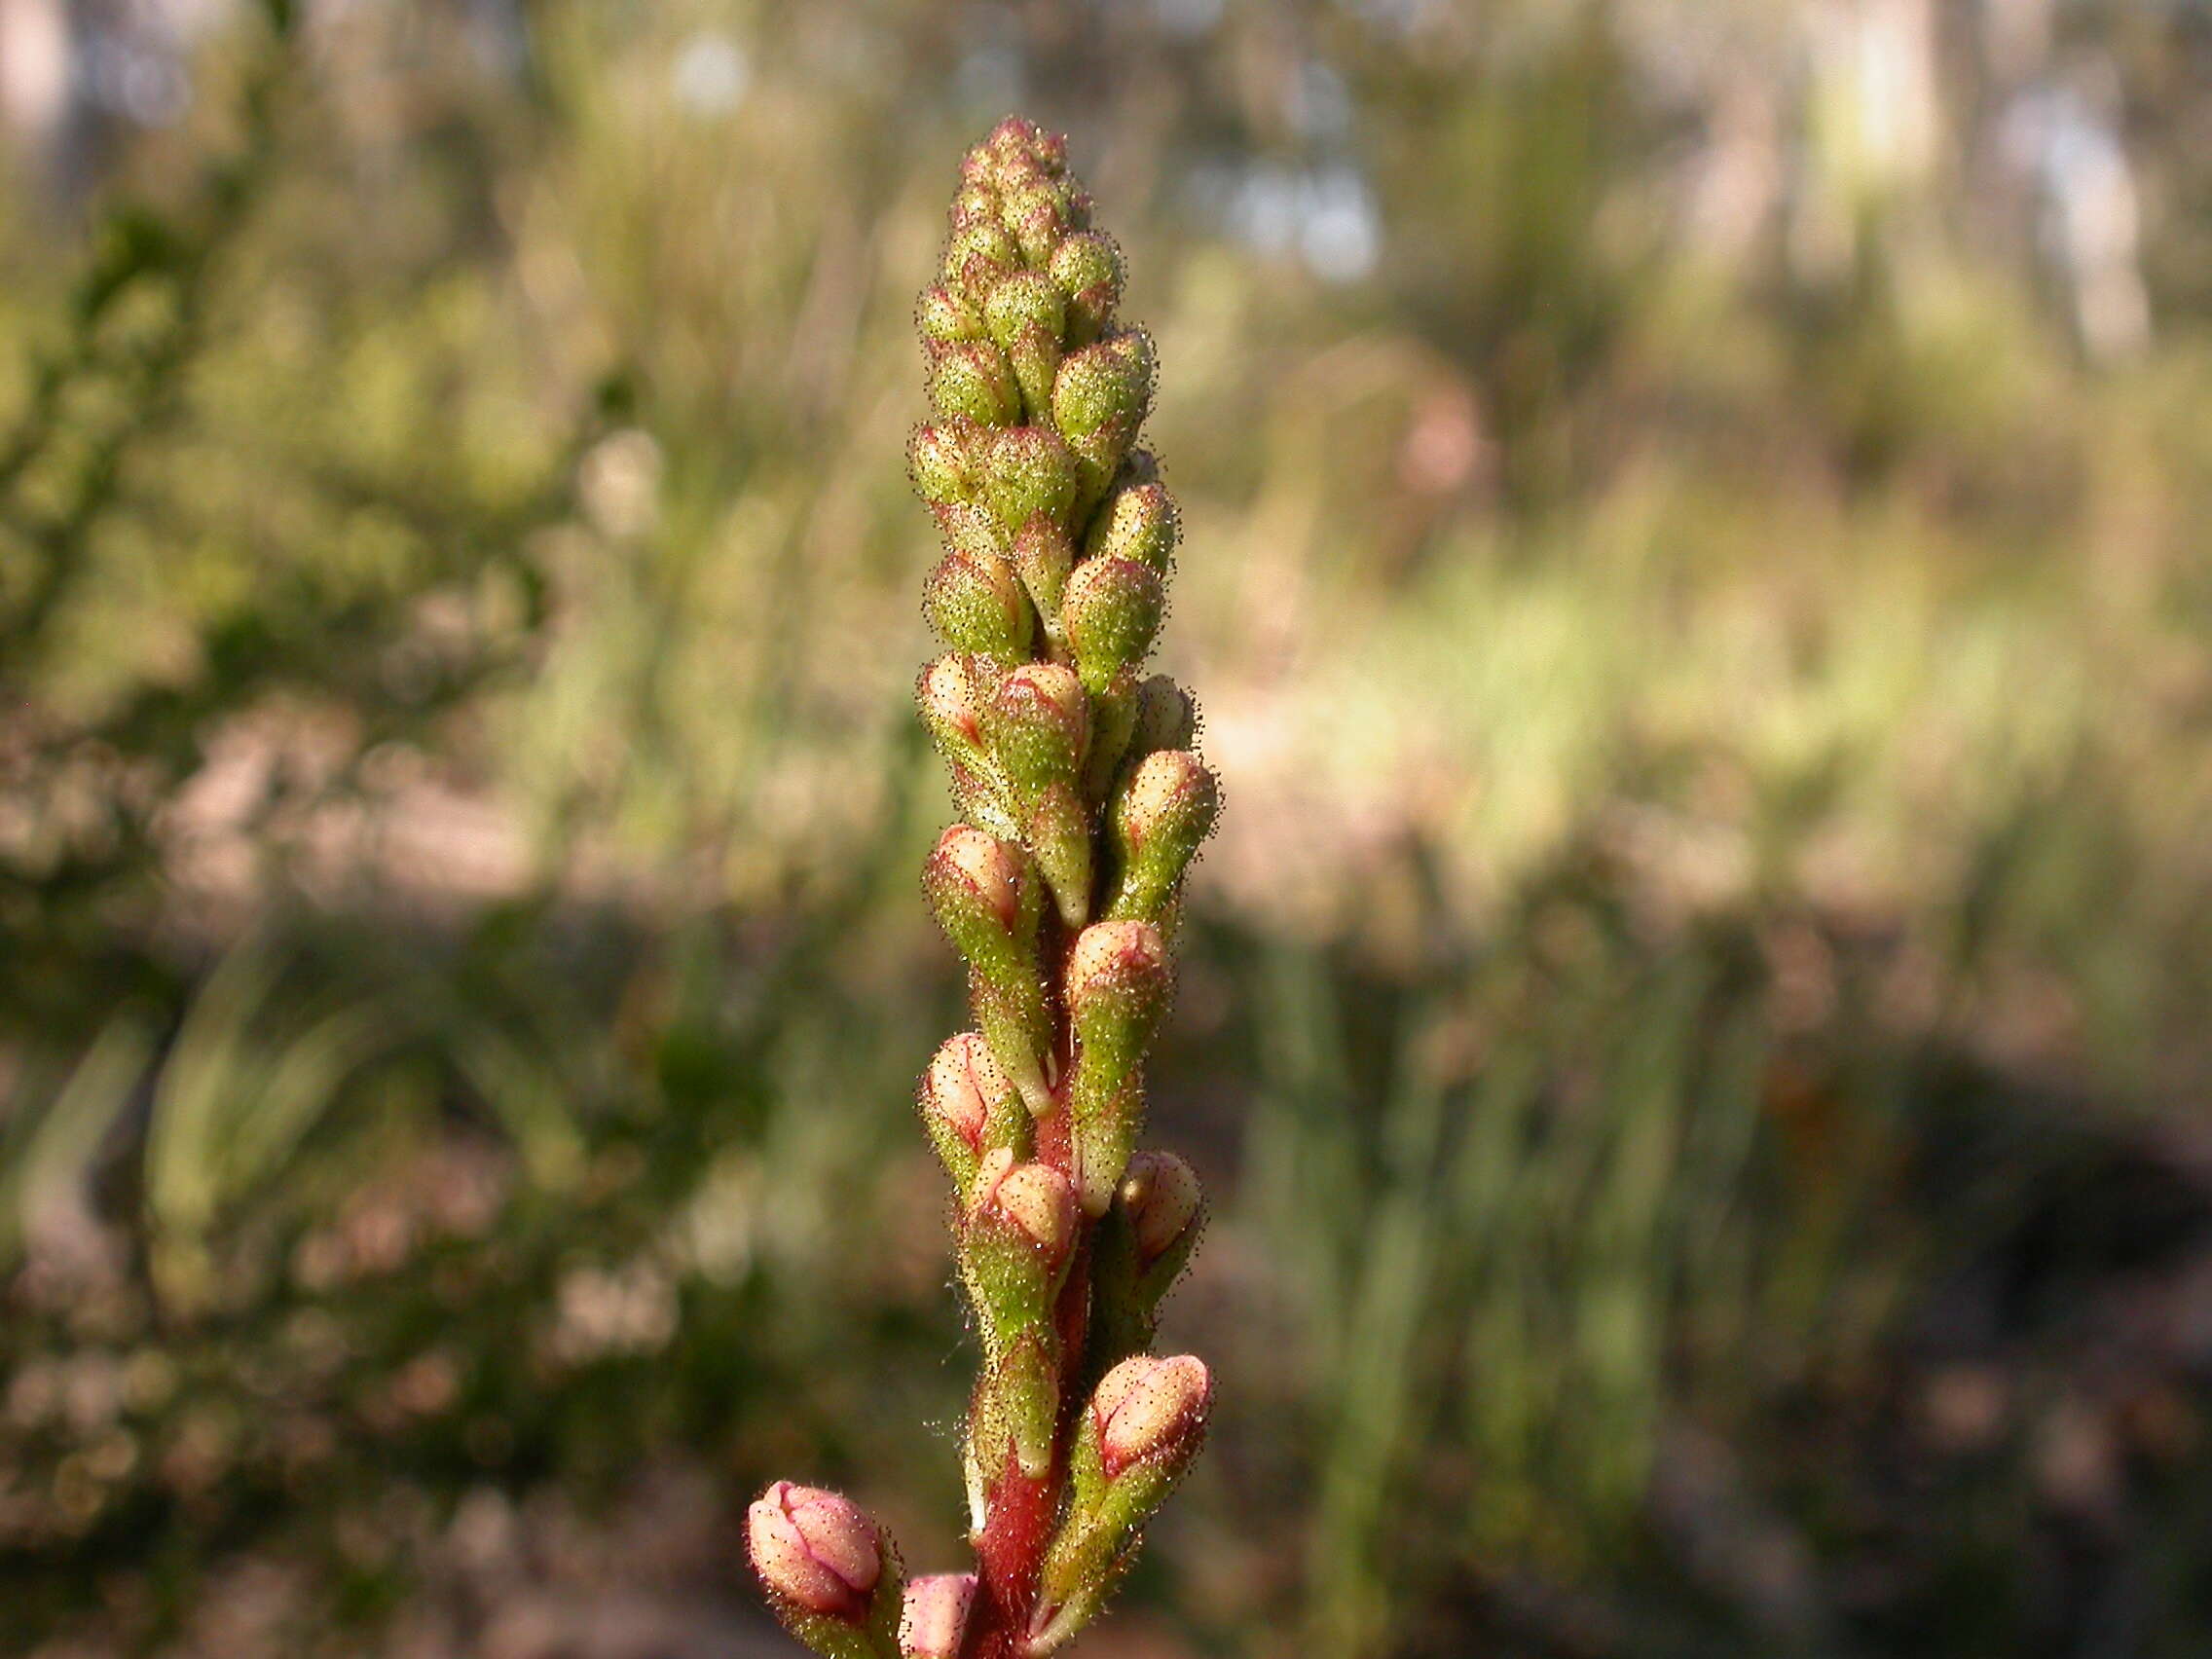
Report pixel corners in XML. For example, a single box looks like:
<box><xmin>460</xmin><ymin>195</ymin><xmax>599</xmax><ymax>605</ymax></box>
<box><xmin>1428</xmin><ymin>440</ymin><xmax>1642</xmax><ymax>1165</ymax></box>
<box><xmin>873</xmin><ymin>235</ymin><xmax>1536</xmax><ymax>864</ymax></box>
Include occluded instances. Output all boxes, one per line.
<box><xmin>3</xmin><ymin>1</ymin><xmax>2211</xmax><ymax>1654</ymax></box>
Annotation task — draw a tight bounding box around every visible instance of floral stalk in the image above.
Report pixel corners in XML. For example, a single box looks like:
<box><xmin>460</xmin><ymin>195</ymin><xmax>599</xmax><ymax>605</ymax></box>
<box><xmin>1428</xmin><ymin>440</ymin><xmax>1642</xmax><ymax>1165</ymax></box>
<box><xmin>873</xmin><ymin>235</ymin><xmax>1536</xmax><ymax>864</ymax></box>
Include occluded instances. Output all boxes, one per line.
<box><xmin>751</xmin><ymin>118</ymin><xmax>1217</xmax><ymax>1659</ymax></box>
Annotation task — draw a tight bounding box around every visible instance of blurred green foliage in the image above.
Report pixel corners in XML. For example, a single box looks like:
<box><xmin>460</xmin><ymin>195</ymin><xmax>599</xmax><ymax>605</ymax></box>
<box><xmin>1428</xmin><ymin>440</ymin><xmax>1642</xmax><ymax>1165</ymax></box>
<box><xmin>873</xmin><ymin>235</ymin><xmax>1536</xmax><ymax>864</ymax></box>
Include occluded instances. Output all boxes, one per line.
<box><xmin>3</xmin><ymin>3</ymin><xmax>2212</xmax><ymax>1656</ymax></box>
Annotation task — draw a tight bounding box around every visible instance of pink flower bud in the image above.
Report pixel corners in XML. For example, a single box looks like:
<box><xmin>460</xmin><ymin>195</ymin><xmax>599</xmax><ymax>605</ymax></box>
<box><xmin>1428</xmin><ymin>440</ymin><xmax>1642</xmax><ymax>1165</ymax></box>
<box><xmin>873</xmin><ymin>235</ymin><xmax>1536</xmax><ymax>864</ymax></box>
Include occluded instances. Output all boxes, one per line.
<box><xmin>931</xmin><ymin>825</ymin><xmax>1022</xmax><ymax>933</ymax></box>
<box><xmin>972</xmin><ymin>1148</ymin><xmax>1078</xmax><ymax>1258</ymax></box>
<box><xmin>1092</xmin><ymin>1355</ymin><xmax>1210</xmax><ymax>1479</ymax></box>
<box><xmin>1068</xmin><ymin>918</ymin><xmax>1167</xmax><ymax>1009</ymax></box>
<box><xmin>747</xmin><ymin>1481</ymin><xmax>882</xmax><ymax>1620</ymax></box>
<box><xmin>921</xmin><ymin>1032</ymin><xmax>1006</xmax><ymax>1153</ymax></box>
<box><xmin>916</xmin><ymin>655</ymin><xmax>985</xmax><ymax>752</ymax></box>
<box><xmin>899</xmin><ymin>1572</ymin><xmax>977</xmax><ymax>1659</ymax></box>
<box><xmin>1120</xmin><ymin>1150</ymin><xmax>1202</xmax><ymax>1264</ymax></box>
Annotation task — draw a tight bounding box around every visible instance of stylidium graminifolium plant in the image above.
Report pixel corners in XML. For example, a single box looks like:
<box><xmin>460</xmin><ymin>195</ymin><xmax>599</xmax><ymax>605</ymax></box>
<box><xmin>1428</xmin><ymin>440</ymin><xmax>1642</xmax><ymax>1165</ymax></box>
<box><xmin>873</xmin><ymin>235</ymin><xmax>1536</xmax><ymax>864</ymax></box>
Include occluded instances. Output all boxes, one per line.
<box><xmin>747</xmin><ymin>119</ymin><xmax>1220</xmax><ymax>1659</ymax></box>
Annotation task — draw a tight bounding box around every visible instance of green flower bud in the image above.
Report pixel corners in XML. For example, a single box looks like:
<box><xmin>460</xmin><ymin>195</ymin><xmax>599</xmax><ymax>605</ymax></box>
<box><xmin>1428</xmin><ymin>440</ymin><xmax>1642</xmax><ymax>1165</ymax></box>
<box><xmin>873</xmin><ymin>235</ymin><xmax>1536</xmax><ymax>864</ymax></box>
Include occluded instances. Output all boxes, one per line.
<box><xmin>963</xmin><ymin>1148</ymin><xmax>1080</xmax><ymax>1356</ymax></box>
<box><xmin>916</xmin><ymin>654</ymin><xmax>987</xmax><ymax>766</ymax></box>
<box><xmin>942</xmin><ymin>217</ymin><xmax>1020</xmax><ymax>297</ymax></box>
<box><xmin>948</xmin><ymin>184</ymin><xmax>1001</xmax><ymax>229</ymax></box>
<box><xmin>1049</xmin><ymin>233</ymin><xmax>1124</xmax><ymax>348</ymax></box>
<box><xmin>1051</xmin><ymin>331</ymin><xmax>1154</xmax><ymax>443</ymax></box>
<box><xmin>750</xmin><ymin>1482</ymin><xmax>905</xmax><ymax>1659</ymax></box>
<box><xmin>1104</xmin><ymin>750</ymin><xmax>1218</xmax><ymax>920</ymax></box>
<box><xmin>925</xmin><ymin>548</ymin><xmax>1033</xmax><ymax>658</ymax></box>
<box><xmin>924</xmin><ymin>828</ymin><xmax>1054</xmax><ymax>1115</ymax></box>
<box><xmin>1065</xmin><ymin>920</ymin><xmax>1171</xmax><ymax>1214</ymax></box>
<box><xmin>917</xmin><ymin>284</ymin><xmax>984</xmax><ymax>345</ymax></box>
<box><xmin>1060</xmin><ymin>556</ymin><xmax>1164</xmax><ymax>692</ymax></box>
<box><xmin>982</xmin><ymin>425</ymin><xmax>1082</xmax><ymax>536</ymax></box>
<box><xmin>1032</xmin><ymin>1356</ymin><xmax>1211</xmax><ymax>1653</ymax></box>
<box><xmin>984</xmin><ymin>272</ymin><xmax>1068</xmax><ymax>416</ymax></box>
<box><xmin>1082</xmin><ymin>478</ymin><xmax>1177</xmax><ymax>573</ymax></box>
<box><xmin>1088</xmin><ymin>1150</ymin><xmax>1206</xmax><ymax>1372</ymax></box>
<box><xmin>908</xmin><ymin>423</ymin><xmax>980</xmax><ymax>506</ymax></box>
<box><xmin>983</xmin><ymin>271</ymin><xmax>1066</xmax><ymax>353</ymax></box>
<box><xmin>1127</xmin><ymin>675</ymin><xmax>1198</xmax><ymax>761</ymax></box>
<box><xmin>928</xmin><ymin>340</ymin><xmax>1022</xmax><ymax>426</ymax></box>
<box><xmin>984</xmin><ymin>661</ymin><xmax>1089</xmax><ymax>798</ymax></box>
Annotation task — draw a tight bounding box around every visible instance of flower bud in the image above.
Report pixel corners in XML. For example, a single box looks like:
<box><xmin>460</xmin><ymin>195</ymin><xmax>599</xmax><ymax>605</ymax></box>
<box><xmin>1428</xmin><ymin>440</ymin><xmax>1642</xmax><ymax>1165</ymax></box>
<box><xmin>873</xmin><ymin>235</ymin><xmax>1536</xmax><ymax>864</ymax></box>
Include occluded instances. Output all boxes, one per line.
<box><xmin>1060</xmin><ymin>556</ymin><xmax>1164</xmax><ymax>692</ymax></box>
<box><xmin>928</xmin><ymin>340</ymin><xmax>1022</xmax><ymax>426</ymax></box>
<box><xmin>1050</xmin><ymin>233</ymin><xmax>1123</xmax><ymax>347</ymax></box>
<box><xmin>1066</xmin><ymin>919</ymin><xmax>1171</xmax><ymax>1214</ymax></box>
<box><xmin>1083</xmin><ymin>478</ymin><xmax>1178</xmax><ymax>573</ymax></box>
<box><xmin>748</xmin><ymin>1482</ymin><xmax>883</xmax><ymax>1620</ymax></box>
<box><xmin>1105</xmin><ymin>749</ymin><xmax>1218</xmax><ymax>920</ymax></box>
<box><xmin>1128</xmin><ymin>675</ymin><xmax>1198</xmax><ymax>760</ymax></box>
<box><xmin>1033</xmin><ymin>1356</ymin><xmax>1211</xmax><ymax>1643</ymax></box>
<box><xmin>942</xmin><ymin>217</ymin><xmax>1020</xmax><ymax>297</ymax></box>
<box><xmin>971</xmin><ymin>1148</ymin><xmax>1078</xmax><ymax>1259</ymax></box>
<box><xmin>917</xmin><ymin>283</ymin><xmax>983</xmax><ymax>345</ymax></box>
<box><xmin>982</xmin><ymin>425</ymin><xmax>1082</xmax><ymax>536</ymax></box>
<box><xmin>907</xmin><ymin>423</ymin><xmax>978</xmax><ymax>505</ymax></box>
<box><xmin>948</xmin><ymin>183</ymin><xmax>1000</xmax><ymax>229</ymax></box>
<box><xmin>899</xmin><ymin>1574</ymin><xmax>977</xmax><ymax>1659</ymax></box>
<box><xmin>1051</xmin><ymin>331</ymin><xmax>1154</xmax><ymax>441</ymax></box>
<box><xmin>916</xmin><ymin>654</ymin><xmax>986</xmax><ymax>757</ymax></box>
<box><xmin>924</xmin><ymin>826</ymin><xmax>1027</xmax><ymax>971</ymax></box>
<box><xmin>985</xmin><ymin>661</ymin><xmax>1088</xmax><ymax>793</ymax></box>
<box><xmin>920</xmin><ymin>1031</ymin><xmax>1014</xmax><ymax>1192</ymax></box>
<box><xmin>983</xmin><ymin>271</ymin><xmax>1066</xmax><ymax>354</ymax></box>
<box><xmin>925</xmin><ymin>547</ymin><xmax>1032</xmax><ymax>659</ymax></box>
<box><xmin>1091</xmin><ymin>1353</ymin><xmax>1211</xmax><ymax>1478</ymax></box>
<box><xmin>1120</xmin><ymin>1150</ymin><xmax>1202</xmax><ymax>1266</ymax></box>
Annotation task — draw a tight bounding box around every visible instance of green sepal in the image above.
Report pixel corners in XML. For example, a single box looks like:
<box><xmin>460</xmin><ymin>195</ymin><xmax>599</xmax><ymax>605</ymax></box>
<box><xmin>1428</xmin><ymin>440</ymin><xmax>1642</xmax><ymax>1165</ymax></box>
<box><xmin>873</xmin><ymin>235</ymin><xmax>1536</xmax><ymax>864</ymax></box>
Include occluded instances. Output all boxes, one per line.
<box><xmin>961</xmin><ymin>1179</ymin><xmax>1076</xmax><ymax>1362</ymax></box>
<box><xmin>1081</xmin><ymin>671</ymin><xmax>1141</xmax><ymax>803</ymax></box>
<box><xmin>942</xmin><ymin>217</ymin><xmax>1020</xmax><ymax>298</ymax></box>
<box><xmin>1012</xmin><ymin>519</ymin><xmax>1076</xmax><ymax>652</ymax></box>
<box><xmin>1126</xmin><ymin>675</ymin><xmax>1197</xmax><ymax>763</ymax></box>
<box><xmin>983</xmin><ymin>662</ymin><xmax>1088</xmax><ymax>804</ymax></box>
<box><xmin>1024</xmin><ymin>779</ymin><xmax>1094</xmax><ymax>931</ymax></box>
<box><xmin>1061</xmin><ymin>556</ymin><xmax>1164</xmax><ymax>693</ymax></box>
<box><xmin>970</xmin><ymin>1333</ymin><xmax>1061</xmax><ymax>1484</ymax></box>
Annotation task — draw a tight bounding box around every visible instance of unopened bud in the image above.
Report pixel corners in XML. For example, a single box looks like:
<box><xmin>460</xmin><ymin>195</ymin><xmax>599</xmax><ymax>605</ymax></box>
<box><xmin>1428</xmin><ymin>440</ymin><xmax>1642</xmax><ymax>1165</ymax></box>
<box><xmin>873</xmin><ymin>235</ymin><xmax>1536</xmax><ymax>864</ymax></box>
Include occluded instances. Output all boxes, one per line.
<box><xmin>1128</xmin><ymin>675</ymin><xmax>1198</xmax><ymax>760</ymax></box>
<box><xmin>748</xmin><ymin>1482</ymin><xmax>883</xmax><ymax>1621</ymax></box>
<box><xmin>920</xmin><ymin>1032</ymin><xmax>1013</xmax><ymax>1190</ymax></box>
<box><xmin>908</xmin><ymin>423</ymin><xmax>978</xmax><ymax>505</ymax></box>
<box><xmin>917</xmin><ymin>284</ymin><xmax>983</xmax><ymax>345</ymax></box>
<box><xmin>1049</xmin><ymin>233</ymin><xmax>1124</xmax><ymax>346</ymax></box>
<box><xmin>1060</xmin><ymin>556</ymin><xmax>1164</xmax><ymax>692</ymax></box>
<box><xmin>916</xmin><ymin>654</ymin><xmax>986</xmax><ymax>756</ymax></box>
<box><xmin>1084</xmin><ymin>479</ymin><xmax>1178</xmax><ymax>573</ymax></box>
<box><xmin>1092</xmin><ymin>1353</ymin><xmax>1211</xmax><ymax>1478</ymax></box>
<box><xmin>1066</xmin><ymin>919</ymin><xmax>1171</xmax><ymax>1213</ymax></box>
<box><xmin>925</xmin><ymin>547</ymin><xmax>1032</xmax><ymax>659</ymax></box>
<box><xmin>924</xmin><ymin>827</ymin><xmax>1032</xmax><ymax>983</ymax></box>
<box><xmin>982</xmin><ymin>425</ymin><xmax>1082</xmax><ymax>535</ymax></box>
<box><xmin>1022</xmin><ymin>778</ymin><xmax>1094</xmax><ymax>930</ymax></box>
<box><xmin>942</xmin><ymin>217</ymin><xmax>1020</xmax><ymax>297</ymax></box>
<box><xmin>972</xmin><ymin>1149</ymin><xmax>1078</xmax><ymax>1258</ymax></box>
<box><xmin>899</xmin><ymin>1574</ymin><xmax>977</xmax><ymax>1659</ymax></box>
<box><xmin>986</xmin><ymin>661</ymin><xmax>1088</xmax><ymax>795</ymax></box>
<box><xmin>1120</xmin><ymin>1150</ymin><xmax>1202</xmax><ymax>1266</ymax></box>
<box><xmin>928</xmin><ymin>340</ymin><xmax>1022</xmax><ymax>426</ymax></box>
<box><xmin>1106</xmin><ymin>750</ymin><xmax>1218</xmax><ymax>919</ymax></box>
<box><xmin>983</xmin><ymin>271</ymin><xmax>1066</xmax><ymax>354</ymax></box>
<box><xmin>1051</xmin><ymin>331</ymin><xmax>1154</xmax><ymax>441</ymax></box>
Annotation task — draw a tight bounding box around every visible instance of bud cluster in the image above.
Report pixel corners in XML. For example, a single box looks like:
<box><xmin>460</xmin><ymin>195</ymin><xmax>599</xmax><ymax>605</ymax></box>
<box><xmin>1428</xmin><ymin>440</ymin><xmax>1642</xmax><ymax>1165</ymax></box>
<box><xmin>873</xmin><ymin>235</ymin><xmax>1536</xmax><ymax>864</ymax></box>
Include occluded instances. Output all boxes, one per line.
<box><xmin>754</xmin><ymin>118</ymin><xmax>1218</xmax><ymax>1659</ymax></box>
